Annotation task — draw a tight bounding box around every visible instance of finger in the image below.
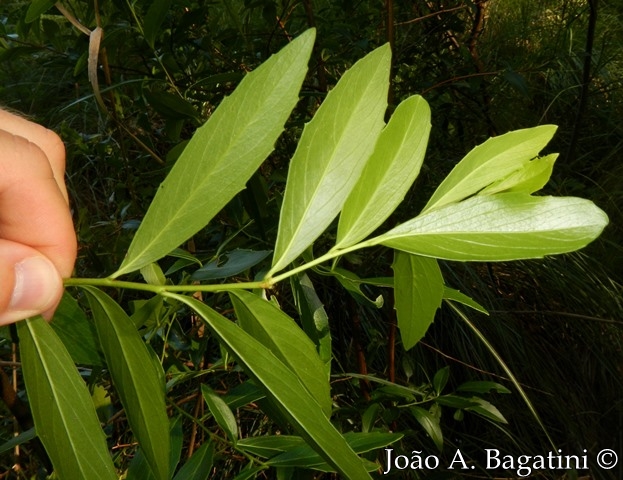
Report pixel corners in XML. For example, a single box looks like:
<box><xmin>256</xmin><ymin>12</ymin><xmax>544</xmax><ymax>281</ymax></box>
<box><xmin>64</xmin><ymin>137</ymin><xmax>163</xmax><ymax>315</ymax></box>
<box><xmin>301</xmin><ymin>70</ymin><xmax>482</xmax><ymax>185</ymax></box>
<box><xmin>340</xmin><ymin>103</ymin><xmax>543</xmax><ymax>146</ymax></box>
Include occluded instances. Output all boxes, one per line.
<box><xmin>0</xmin><ymin>108</ymin><xmax>69</xmax><ymax>203</ymax></box>
<box><xmin>0</xmin><ymin>240</ymin><xmax>63</xmax><ymax>326</ymax></box>
<box><xmin>0</xmin><ymin>129</ymin><xmax>77</xmax><ymax>278</ymax></box>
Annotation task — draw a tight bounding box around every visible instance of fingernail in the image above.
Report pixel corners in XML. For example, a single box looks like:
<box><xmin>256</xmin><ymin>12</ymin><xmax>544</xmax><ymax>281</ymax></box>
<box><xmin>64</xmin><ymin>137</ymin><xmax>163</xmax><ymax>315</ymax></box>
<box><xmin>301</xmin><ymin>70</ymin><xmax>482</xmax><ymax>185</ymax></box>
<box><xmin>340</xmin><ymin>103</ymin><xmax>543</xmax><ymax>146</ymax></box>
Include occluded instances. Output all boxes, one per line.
<box><xmin>9</xmin><ymin>257</ymin><xmax>61</xmax><ymax>315</ymax></box>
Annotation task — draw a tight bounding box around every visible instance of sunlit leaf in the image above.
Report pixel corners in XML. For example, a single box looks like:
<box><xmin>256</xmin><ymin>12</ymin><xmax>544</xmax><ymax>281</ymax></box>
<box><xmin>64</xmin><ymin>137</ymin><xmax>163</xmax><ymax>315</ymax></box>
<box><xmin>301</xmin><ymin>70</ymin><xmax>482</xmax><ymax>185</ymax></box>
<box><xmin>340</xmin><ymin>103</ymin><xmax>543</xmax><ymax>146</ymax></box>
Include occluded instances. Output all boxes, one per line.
<box><xmin>479</xmin><ymin>153</ymin><xmax>557</xmax><ymax>195</ymax></box>
<box><xmin>443</xmin><ymin>287</ymin><xmax>488</xmax><ymax>314</ymax></box>
<box><xmin>422</xmin><ymin>125</ymin><xmax>557</xmax><ymax>213</ymax></box>
<box><xmin>164</xmin><ymin>293</ymin><xmax>372</xmax><ymax>479</ymax></box>
<box><xmin>83</xmin><ymin>287</ymin><xmax>170</xmax><ymax>480</ymax></box>
<box><xmin>377</xmin><ymin>193</ymin><xmax>608</xmax><ymax>261</ymax></box>
<box><xmin>229</xmin><ymin>290</ymin><xmax>332</xmax><ymax>417</ymax></box>
<box><xmin>17</xmin><ymin>317</ymin><xmax>117</xmax><ymax>479</ymax></box>
<box><xmin>336</xmin><ymin>95</ymin><xmax>431</xmax><ymax>248</ymax></box>
<box><xmin>113</xmin><ymin>29</ymin><xmax>315</xmax><ymax>277</ymax></box>
<box><xmin>392</xmin><ymin>252</ymin><xmax>444</xmax><ymax>350</ymax></box>
<box><xmin>269</xmin><ymin>44</ymin><xmax>391</xmax><ymax>275</ymax></box>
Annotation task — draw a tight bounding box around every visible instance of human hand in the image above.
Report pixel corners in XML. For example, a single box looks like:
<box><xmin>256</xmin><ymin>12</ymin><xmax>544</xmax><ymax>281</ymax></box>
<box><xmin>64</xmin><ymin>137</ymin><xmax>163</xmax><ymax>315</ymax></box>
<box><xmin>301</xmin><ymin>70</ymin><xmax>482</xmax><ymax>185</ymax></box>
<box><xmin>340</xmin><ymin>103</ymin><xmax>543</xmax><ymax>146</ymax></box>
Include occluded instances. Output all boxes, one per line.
<box><xmin>0</xmin><ymin>109</ymin><xmax>77</xmax><ymax>325</ymax></box>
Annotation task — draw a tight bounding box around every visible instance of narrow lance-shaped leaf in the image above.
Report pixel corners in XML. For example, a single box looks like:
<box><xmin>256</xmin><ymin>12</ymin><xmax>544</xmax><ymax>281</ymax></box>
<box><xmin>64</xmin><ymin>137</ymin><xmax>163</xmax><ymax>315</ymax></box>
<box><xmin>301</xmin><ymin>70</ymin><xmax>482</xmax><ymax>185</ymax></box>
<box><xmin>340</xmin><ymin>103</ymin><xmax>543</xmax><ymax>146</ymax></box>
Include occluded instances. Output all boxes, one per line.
<box><xmin>17</xmin><ymin>317</ymin><xmax>117</xmax><ymax>480</ymax></box>
<box><xmin>113</xmin><ymin>29</ymin><xmax>315</xmax><ymax>277</ymax></box>
<box><xmin>375</xmin><ymin>193</ymin><xmax>608</xmax><ymax>261</ymax></box>
<box><xmin>336</xmin><ymin>95</ymin><xmax>431</xmax><ymax>248</ymax></box>
<box><xmin>392</xmin><ymin>252</ymin><xmax>444</xmax><ymax>350</ymax></box>
<box><xmin>201</xmin><ymin>385</ymin><xmax>239</xmax><ymax>443</ymax></box>
<box><xmin>269</xmin><ymin>44</ymin><xmax>391</xmax><ymax>276</ymax></box>
<box><xmin>422</xmin><ymin>125</ymin><xmax>557</xmax><ymax>213</ymax></box>
<box><xmin>164</xmin><ymin>293</ymin><xmax>372</xmax><ymax>480</ymax></box>
<box><xmin>229</xmin><ymin>290</ymin><xmax>332</xmax><ymax>416</ymax></box>
<box><xmin>83</xmin><ymin>286</ymin><xmax>170</xmax><ymax>480</ymax></box>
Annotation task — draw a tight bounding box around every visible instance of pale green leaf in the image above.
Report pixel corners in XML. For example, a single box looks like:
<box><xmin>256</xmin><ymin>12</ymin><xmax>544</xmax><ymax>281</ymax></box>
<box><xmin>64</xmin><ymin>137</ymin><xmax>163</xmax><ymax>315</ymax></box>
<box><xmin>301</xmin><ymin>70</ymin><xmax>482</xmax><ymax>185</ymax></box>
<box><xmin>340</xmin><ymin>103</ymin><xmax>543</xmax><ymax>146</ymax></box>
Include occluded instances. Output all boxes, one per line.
<box><xmin>269</xmin><ymin>44</ymin><xmax>391</xmax><ymax>275</ymax></box>
<box><xmin>422</xmin><ymin>125</ymin><xmax>557</xmax><ymax>213</ymax></box>
<box><xmin>113</xmin><ymin>29</ymin><xmax>315</xmax><ymax>277</ymax></box>
<box><xmin>478</xmin><ymin>153</ymin><xmax>557</xmax><ymax>195</ymax></box>
<box><xmin>392</xmin><ymin>252</ymin><xmax>444</xmax><ymax>350</ymax></box>
<box><xmin>16</xmin><ymin>317</ymin><xmax>117</xmax><ymax>479</ymax></box>
<box><xmin>443</xmin><ymin>287</ymin><xmax>488</xmax><ymax>314</ymax></box>
<box><xmin>173</xmin><ymin>441</ymin><xmax>214</xmax><ymax>480</ymax></box>
<box><xmin>410</xmin><ymin>406</ymin><xmax>443</xmax><ymax>452</ymax></box>
<box><xmin>83</xmin><ymin>287</ymin><xmax>170</xmax><ymax>480</ymax></box>
<box><xmin>201</xmin><ymin>385</ymin><xmax>239</xmax><ymax>442</ymax></box>
<box><xmin>164</xmin><ymin>293</ymin><xmax>372</xmax><ymax>480</ymax></box>
<box><xmin>229</xmin><ymin>290</ymin><xmax>332</xmax><ymax>417</ymax></box>
<box><xmin>377</xmin><ymin>193</ymin><xmax>608</xmax><ymax>261</ymax></box>
<box><xmin>51</xmin><ymin>292</ymin><xmax>105</xmax><ymax>366</ymax></box>
<box><xmin>336</xmin><ymin>95</ymin><xmax>431</xmax><ymax>248</ymax></box>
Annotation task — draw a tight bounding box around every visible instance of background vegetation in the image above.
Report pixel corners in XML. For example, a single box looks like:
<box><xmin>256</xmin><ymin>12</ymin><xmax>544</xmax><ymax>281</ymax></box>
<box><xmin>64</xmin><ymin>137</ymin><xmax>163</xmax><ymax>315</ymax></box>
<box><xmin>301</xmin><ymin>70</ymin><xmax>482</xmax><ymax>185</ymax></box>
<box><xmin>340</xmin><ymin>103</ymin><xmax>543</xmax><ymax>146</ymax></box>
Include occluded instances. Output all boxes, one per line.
<box><xmin>1</xmin><ymin>0</ymin><xmax>622</xmax><ymax>478</ymax></box>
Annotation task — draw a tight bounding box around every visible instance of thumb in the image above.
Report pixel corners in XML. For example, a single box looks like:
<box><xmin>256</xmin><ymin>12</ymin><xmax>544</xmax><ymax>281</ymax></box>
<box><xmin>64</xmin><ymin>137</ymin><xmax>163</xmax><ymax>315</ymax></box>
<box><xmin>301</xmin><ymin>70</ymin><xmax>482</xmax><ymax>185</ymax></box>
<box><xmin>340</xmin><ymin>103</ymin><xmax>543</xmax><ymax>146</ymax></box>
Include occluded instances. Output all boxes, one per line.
<box><xmin>0</xmin><ymin>240</ymin><xmax>63</xmax><ymax>326</ymax></box>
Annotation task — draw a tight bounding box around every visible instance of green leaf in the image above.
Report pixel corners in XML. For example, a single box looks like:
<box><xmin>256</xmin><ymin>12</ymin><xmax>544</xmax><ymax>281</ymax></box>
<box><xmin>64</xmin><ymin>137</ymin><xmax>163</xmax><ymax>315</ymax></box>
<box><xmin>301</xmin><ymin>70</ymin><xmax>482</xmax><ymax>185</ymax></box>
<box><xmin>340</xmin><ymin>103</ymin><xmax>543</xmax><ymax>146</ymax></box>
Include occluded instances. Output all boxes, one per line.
<box><xmin>457</xmin><ymin>381</ymin><xmax>511</xmax><ymax>394</ymax></box>
<box><xmin>229</xmin><ymin>290</ymin><xmax>332</xmax><ymax>416</ymax></box>
<box><xmin>435</xmin><ymin>394</ymin><xmax>480</xmax><ymax>409</ymax></box>
<box><xmin>443</xmin><ymin>287</ymin><xmax>488</xmax><ymax>314</ymax></box>
<box><xmin>269</xmin><ymin>44</ymin><xmax>391</xmax><ymax>275</ymax></box>
<box><xmin>113</xmin><ymin>29</ymin><xmax>315</xmax><ymax>277</ymax></box>
<box><xmin>392</xmin><ymin>252</ymin><xmax>444</xmax><ymax>350</ymax></box>
<box><xmin>377</xmin><ymin>193</ymin><xmax>608</xmax><ymax>261</ymax></box>
<box><xmin>410</xmin><ymin>406</ymin><xmax>444</xmax><ymax>452</ymax></box>
<box><xmin>164</xmin><ymin>293</ymin><xmax>372</xmax><ymax>480</ymax></box>
<box><xmin>144</xmin><ymin>88</ymin><xmax>199</xmax><ymax>121</ymax></box>
<box><xmin>0</xmin><ymin>428</ymin><xmax>35</xmax><ymax>455</ymax></box>
<box><xmin>317</xmin><ymin>266</ymin><xmax>384</xmax><ymax>308</ymax></box>
<box><xmin>16</xmin><ymin>317</ymin><xmax>117</xmax><ymax>479</ymax></box>
<box><xmin>191</xmin><ymin>249</ymin><xmax>272</xmax><ymax>281</ymax></box>
<box><xmin>266</xmin><ymin>432</ymin><xmax>402</xmax><ymax>471</ymax></box>
<box><xmin>201</xmin><ymin>385</ymin><xmax>239</xmax><ymax>442</ymax></box>
<box><xmin>237</xmin><ymin>436</ymin><xmax>306</xmax><ymax>458</ymax></box>
<box><xmin>336</xmin><ymin>95</ymin><xmax>431</xmax><ymax>248</ymax></box>
<box><xmin>51</xmin><ymin>292</ymin><xmax>105</xmax><ymax>366</ymax></box>
<box><xmin>478</xmin><ymin>153</ymin><xmax>557</xmax><ymax>195</ymax></box>
<box><xmin>433</xmin><ymin>366</ymin><xmax>450</xmax><ymax>395</ymax></box>
<box><xmin>422</xmin><ymin>125</ymin><xmax>557</xmax><ymax>213</ymax></box>
<box><xmin>173</xmin><ymin>441</ymin><xmax>214</xmax><ymax>480</ymax></box>
<box><xmin>143</xmin><ymin>0</ymin><xmax>173</xmax><ymax>48</ymax></box>
<box><xmin>83</xmin><ymin>287</ymin><xmax>170</xmax><ymax>480</ymax></box>
<box><xmin>464</xmin><ymin>397</ymin><xmax>508</xmax><ymax>424</ymax></box>
<box><xmin>25</xmin><ymin>0</ymin><xmax>55</xmax><ymax>23</ymax></box>
<box><xmin>290</xmin><ymin>273</ymin><xmax>332</xmax><ymax>368</ymax></box>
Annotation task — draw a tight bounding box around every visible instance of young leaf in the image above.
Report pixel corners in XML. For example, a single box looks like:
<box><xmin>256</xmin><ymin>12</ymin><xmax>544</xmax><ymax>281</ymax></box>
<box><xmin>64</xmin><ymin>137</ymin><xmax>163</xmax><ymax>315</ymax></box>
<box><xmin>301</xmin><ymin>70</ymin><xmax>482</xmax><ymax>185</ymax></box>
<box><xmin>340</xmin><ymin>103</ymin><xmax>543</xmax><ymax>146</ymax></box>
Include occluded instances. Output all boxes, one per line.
<box><xmin>229</xmin><ymin>290</ymin><xmax>332</xmax><ymax>417</ymax></box>
<box><xmin>269</xmin><ymin>44</ymin><xmax>391</xmax><ymax>275</ymax></box>
<box><xmin>422</xmin><ymin>125</ymin><xmax>557</xmax><ymax>213</ymax></box>
<box><xmin>392</xmin><ymin>252</ymin><xmax>444</xmax><ymax>350</ymax></box>
<box><xmin>478</xmin><ymin>153</ymin><xmax>557</xmax><ymax>195</ymax></box>
<box><xmin>376</xmin><ymin>193</ymin><xmax>608</xmax><ymax>261</ymax></box>
<box><xmin>83</xmin><ymin>287</ymin><xmax>170</xmax><ymax>480</ymax></box>
<box><xmin>164</xmin><ymin>293</ymin><xmax>372</xmax><ymax>480</ymax></box>
<box><xmin>201</xmin><ymin>385</ymin><xmax>239</xmax><ymax>443</ymax></box>
<box><xmin>17</xmin><ymin>317</ymin><xmax>117</xmax><ymax>479</ymax></box>
<box><xmin>336</xmin><ymin>95</ymin><xmax>431</xmax><ymax>248</ymax></box>
<box><xmin>113</xmin><ymin>29</ymin><xmax>315</xmax><ymax>277</ymax></box>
